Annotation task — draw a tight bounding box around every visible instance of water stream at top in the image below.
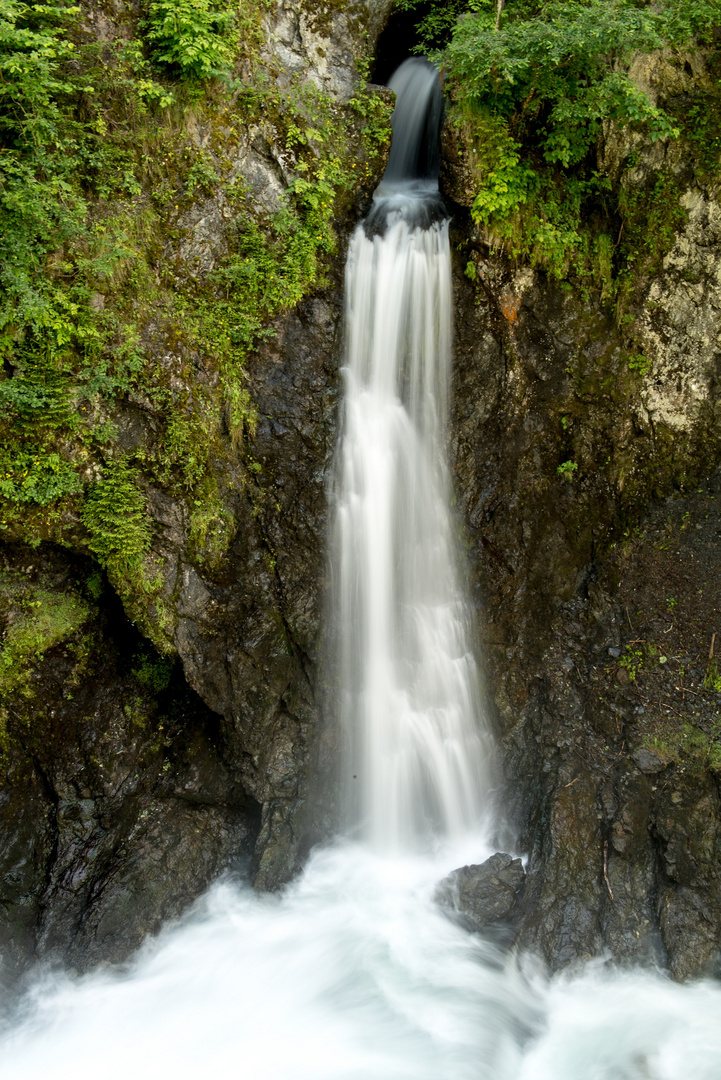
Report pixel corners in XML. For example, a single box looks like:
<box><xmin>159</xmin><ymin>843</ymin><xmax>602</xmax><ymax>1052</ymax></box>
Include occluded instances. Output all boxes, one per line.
<box><xmin>0</xmin><ymin>60</ymin><xmax>719</xmax><ymax>1080</ymax></box>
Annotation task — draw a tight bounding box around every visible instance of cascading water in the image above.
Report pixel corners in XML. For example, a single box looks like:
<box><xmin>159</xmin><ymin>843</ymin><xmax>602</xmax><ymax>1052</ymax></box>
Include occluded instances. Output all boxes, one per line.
<box><xmin>0</xmin><ymin>60</ymin><xmax>720</xmax><ymax>1080</ymax></box>
<box><xmin>334</xmin><ymin>59</ymin><xmax>492</xmax><ymax>849</ymax></box>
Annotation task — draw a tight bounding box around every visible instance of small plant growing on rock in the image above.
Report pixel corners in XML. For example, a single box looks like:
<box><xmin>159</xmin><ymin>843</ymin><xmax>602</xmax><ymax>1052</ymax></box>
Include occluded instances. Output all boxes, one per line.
<box><xmin>628</xmin><ymin>353</ymin><xmax>650</xmax><ymax>377</ymax></box>
<box><xmin>556</xmin><ymin>460</ymin><xmax>578</xmax><ymax>479</ymax></box>
<box><xmin>703</xmin><ymin>634</ymin><xmax>720</xmax><ymax>691</ymax></box>
<box><xmin>704</xmin><ymin>659</ymin><xmax>721</xmax><ymax>693</ymax></box>
<box><xmin>620</xmin><ymin>642</ymin><xmax>659</xmax><ymax>681</ymax></box>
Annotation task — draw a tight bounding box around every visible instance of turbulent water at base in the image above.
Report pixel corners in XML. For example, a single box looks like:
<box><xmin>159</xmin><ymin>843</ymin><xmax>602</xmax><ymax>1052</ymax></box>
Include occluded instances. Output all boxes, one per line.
<box><xmin>1</xmin><ymin>59</ymin><xmax>720</xmax><ymax>1079</ymax></box>
<box><xmin>2</xmin><ymin>843</ymin><xmax>721</xmax><ymax>1080</ymax></box>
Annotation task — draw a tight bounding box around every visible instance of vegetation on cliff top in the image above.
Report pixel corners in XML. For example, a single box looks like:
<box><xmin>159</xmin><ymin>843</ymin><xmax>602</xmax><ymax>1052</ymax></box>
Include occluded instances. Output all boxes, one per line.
<box><xmin>401</xmin><ymin>0</ymin><xmax>721</xmax><ymax>290</ymax></box>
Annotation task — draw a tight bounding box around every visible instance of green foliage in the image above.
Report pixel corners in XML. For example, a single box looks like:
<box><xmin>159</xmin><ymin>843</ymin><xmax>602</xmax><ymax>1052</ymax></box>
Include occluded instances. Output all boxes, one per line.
<box><xmin>430</xmin><ymin>0</ymin><xmax>721</xmax><ymax>284</ymax></box>
<box><xmin>85</xmin><ymin>569</ymin><xmax>105</xmax><ymax>601</ymax></box>
<box><xmin>0</xmin><ymin>0</ymin><xmax>87</xmax><ymax>342</ymax></box>
<box><xmin>0</xmin><ymin>2</ymin><xmax>173</xmax><ymax>349</ymax></box>
<box><xmin>467</xmin><ymin>114</ymin><xmax>536</xmax><ymax>224</ymax></box>
<box><xmin>619</xmin><ymin>643</ymin><xmax>646</xmax><ymax>682</ymax></box>
<box><xmin>81</xmin><ymin>458</ymin><xmax>152</xmax><ymax>572</ymax></box>
<box><xmin>0</xmin><ymin>0</ymin><xmax>391</xmax><ymax>648</ymax></box>
<box><xmin>145</xmin><ymin>0</ymin><xmax>236</xmax><ymax>79</ymax></box>
<box><xmin>615</xmin><ymin>170</ymin><xmax>687</xmax><ymax>314</ymax></box>
<box><xmin>188</xmin><ymin>479</ymin><xmax>236</xmax><ymax>571</ymax></box>
<box><xmin>643</xmin><ymin>715</ymin><xmax>721</xmax><ymax>774</ymax></box>
<box><xmin>680</xmin><ymin>95</ymin><xmax>721</xmax><ymax>178</ymax></box>
<box><xmin>185</xmin><ymin>152</ymin><xmax>220</xmax><ymax>196</ymax></box>
<box><xmin>0</xmin><ymin>449</ymin><xmax>82</xmax><ymax>506</ymax></box>
<box><xmin>395</xmin><ymin>0</ymin><xmax>469</xmax><ymax>51</ymax></box>
<box><xmin>658</xmin><ymin>0</ymin><xmax>721</xmax><ymax>42</ymax></box>
<box><xmin>445</xmin><ymin>1</ymin><xmax>678</xmax><ymax>168</ymax></box>
<box><xmin>557</xmin><ymin>459</ymin><xmax>578</xmax><ymax>478</ymax></box>
<box><xmin>627</xmin><ymin>353</ymin><xmax>650</xmax><ymax>377</ymax></box>
<box><xmin>211</xmin><ymin>82</ymin><xmax>391</xmax><ymax>364</ymax></box>
<box><xmin>158</xmin><ymin>405</ymin><xmax>220</xmax><ymax>491</ymax></box>
<box><xmin>618</xmin><ymin>640</ymin><xmax>669</xmax><ymax>682</ymax></box>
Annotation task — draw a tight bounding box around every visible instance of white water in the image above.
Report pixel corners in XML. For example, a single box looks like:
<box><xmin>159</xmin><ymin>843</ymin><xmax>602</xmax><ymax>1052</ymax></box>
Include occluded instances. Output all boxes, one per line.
<box><xmin>335</xmin><ymin>209</ymin><xmax>492</xmax><ymax>848</ymax></box>
<box><xmin>1</xmin><ymin>59</ymin><xmax>720</xmax><ymax>1077</ymax></box>
<box><xmin>332</xmin><ymin>58</ymin><xmax>492</xmax><ymax>851</ymax></box>
<box><xmin>2</xmin><ymin>842</ymin><xmax>720</xmax><ymax>1080</ymax></box>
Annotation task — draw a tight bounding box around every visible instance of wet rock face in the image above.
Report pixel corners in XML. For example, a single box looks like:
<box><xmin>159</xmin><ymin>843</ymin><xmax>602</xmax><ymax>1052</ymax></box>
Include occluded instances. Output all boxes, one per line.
<box><xmin>0</xmin><ymin>546</ymin><xmax>260</xmax><ymax>980</ymax></box>
<box><xmin>476</xmin><ymin>470</ymin><xmax>721</xmax><ymax>980</ymax></box>
<box><xmin>164</xmin><ymin>291</ymin><xmax>344</xmax><ymax>892</ymax></box>
<box><xmin>436</xmin><ymin>853</ymin><xmax>525</xmax><ymax>936</ymax></box>
<box><xmin>0</xmin><ymin>265</ymin><xmax>343</xmax><ymax>978</ymax></box>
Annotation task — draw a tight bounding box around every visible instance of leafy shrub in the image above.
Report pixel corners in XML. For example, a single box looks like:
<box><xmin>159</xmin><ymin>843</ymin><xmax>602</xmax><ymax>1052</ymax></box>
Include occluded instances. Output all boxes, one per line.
<box><xmin>396</xmin><ymin>0</ymin><xmax>721</xmax><ymax>283</ymax></box>
<box><xmin>0</xmin><ymin>450</ymin><xmax>82</xmax><ymax>505</ymax></box>
<box><xmin>444</xmin><ymin>1</ymin><xmax>678</xmax><ymax>169</ymax></box>
<box><xmin>0</xmin><ymin>0</ymin><xmax>88</xmax><ymax>344</ymax></box>
<box><xmin>146</xmin><ymin>0</ymin><xmax>236</xmax><ymax>79</ymax></box>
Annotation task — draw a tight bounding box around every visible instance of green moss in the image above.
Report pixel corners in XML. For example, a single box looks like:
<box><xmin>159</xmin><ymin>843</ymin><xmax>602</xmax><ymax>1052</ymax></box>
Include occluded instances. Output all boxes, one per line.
<box><xmin>642</xmin><ymin>717</ymin><xmax>721</xmax><ymax>776</ymax></box>
<box><xmin>131</xmin><ymin>647</ymin><xmax>174</xmax><ymax>694</ymax></box>
<box><xmin>615</xmin><ymin>170</ymin><xmax>687</xmax><ymax>320</ymax></box>
<box><xmin>188</xmin><ymin>478</ymin><xmax>236</xmax><ymax>572</ymax></box>
<box><xmin>0</xmin><ymin>586</ymin><xmax>92</xmax><ymax>700</ymax></box>
<box><xmin>703</xmin><ymin>659</ymin><xmax>721</xmax><ymax>693</ymax></box>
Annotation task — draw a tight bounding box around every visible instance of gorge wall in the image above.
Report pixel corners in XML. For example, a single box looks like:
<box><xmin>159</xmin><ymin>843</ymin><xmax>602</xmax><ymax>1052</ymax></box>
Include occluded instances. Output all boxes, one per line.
<box><xmin>1</xmin><ymin>1</ymin><xmax>720</xmax><ymax>984</ymax></box>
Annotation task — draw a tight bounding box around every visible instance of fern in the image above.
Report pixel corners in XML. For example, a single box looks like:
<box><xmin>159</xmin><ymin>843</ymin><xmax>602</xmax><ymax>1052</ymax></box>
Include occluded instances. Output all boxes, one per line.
<box><xmin>82</xmin><ymin>457</ymin><xmax>152</xmax><ymax>570</ymax></box>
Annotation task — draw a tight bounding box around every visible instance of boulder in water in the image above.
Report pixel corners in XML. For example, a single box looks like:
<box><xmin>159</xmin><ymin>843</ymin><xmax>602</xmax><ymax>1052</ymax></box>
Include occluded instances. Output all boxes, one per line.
<box><xmin>435</xmin><ymin>852</ymin><xmax>525</xmax><ymax>934</ymax></box>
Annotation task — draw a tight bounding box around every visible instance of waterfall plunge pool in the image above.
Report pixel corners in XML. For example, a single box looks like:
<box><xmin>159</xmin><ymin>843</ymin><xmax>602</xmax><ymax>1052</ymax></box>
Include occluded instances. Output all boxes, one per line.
<box><xmin>1</xmin><ymin>840</ymin><xmax>720</xmax><ymax>1080</ymax></box>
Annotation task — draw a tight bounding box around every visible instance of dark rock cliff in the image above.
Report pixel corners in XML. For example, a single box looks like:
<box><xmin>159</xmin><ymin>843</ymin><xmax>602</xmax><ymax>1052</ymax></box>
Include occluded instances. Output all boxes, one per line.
<box><xmin>449</xmin><ymin>241</ymin><xmax>721</xmax><ymax>981</ymax></box>
<box><xmin>1</xmin><ymin>1</ymin><xmax>720</xmax><ymax>984</ymax></box>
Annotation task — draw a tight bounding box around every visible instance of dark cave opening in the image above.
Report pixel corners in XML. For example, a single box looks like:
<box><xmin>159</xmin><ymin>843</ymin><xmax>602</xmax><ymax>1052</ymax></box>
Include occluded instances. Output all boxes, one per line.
<box><xmin>372</xmin><ymin>4</ymin><xmax>428</xmax><ymax>86</ymax></box>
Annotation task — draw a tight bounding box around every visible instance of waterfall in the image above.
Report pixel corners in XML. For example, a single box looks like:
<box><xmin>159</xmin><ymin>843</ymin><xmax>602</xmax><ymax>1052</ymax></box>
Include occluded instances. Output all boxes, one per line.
<box><xmin>334</xmin><ymin>59</ymin><xmax>492</xmax><ymax>849</ymax></box>
<box><xmin>0</xmin><ymin>60</ymin><xmax>719</xmax><ymax>1080</ymax></box>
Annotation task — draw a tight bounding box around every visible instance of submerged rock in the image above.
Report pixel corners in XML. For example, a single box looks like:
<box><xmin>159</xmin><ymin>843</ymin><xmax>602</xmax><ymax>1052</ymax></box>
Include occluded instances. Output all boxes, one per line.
<box><xmin>435</xmin><ymin>852</ymin><xmax>525</xmax><ymax>934</ymax></box>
